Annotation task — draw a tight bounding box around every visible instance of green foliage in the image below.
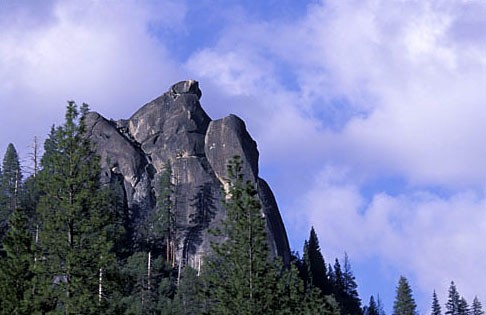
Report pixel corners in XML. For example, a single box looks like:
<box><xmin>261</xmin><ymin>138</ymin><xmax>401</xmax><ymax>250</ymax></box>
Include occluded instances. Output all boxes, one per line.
<box><xmin>392</xmin><ymin>276</ymin><xmax>417</xmax><ymax>315</ymax></box>
<box><xmin>156</xmin><ymin>161</ymin><xmax>176</xmax><ymax>264</ymax></box>
<box><xmin>31</xmin><ymin>101</ymin><xmax>123</xmax><ymax>314</ymax></box>
<box><xmin>205</xmin><ymin>156</ymin><xmax>338</xmax><ymax>314</ymax></box>
<box><xmin>329</xmin><ymin>254</ymin><xmax>362</xmax><ymax>315</ymax></box>
<box><xmin>303</xmin><ymin>226</ymin><xmax>331</xmax><ymax>295</ymax></box>
<box><xmin>446</xmin><ymin>281</ymin><xmax>461</xmax><ymax>315</ymax></box>
<box><xmin>341</xmin><ymin>253</ymin><xmax>362</xmax><ymax>315</ymax></box>
<box><xmin>365</xmin><ymin>296</ymin><xmax>379</xmax><ymax>315</ymax></box>
<box><xmin>472</xmin><ymin>297</ymin><xmax>484</xmax><ymax>315</ymax></box>
<box><xmin>120</xmin><ymin>251</ymin><xmax>168</xmax><ymax>314</ymax></box>
<box><xmin>377</xmin><ymin>295</ymin><xmax>386</xmax><ymax>315</ymax></box>
<box><xmin>458</xmin><ymin>297</ymin><xmax>470</xmax><ymax>315</ymax></box>
<box><xmin>0</xmin><ymin>207</ymin><xmax>35</xmax><ymax>315</ymax></box>
<box><xmin>173</xmin><ymin>266</ymin><xmax>207</xmax><ymax>315</ymax></box>
<box><xmin>431</xmin><ymin>290</ymin><xmax>442</xmax><ymax>315</ymax></box>
<box><xmin>206</xmin><ymin>156</ymin><xmax>274</xmax><ymax>314</ymax></box>
<box><xmin>0</xmin><ymin>143</ymin><xmax>22</xmax><ymax>244</ymax></box>
<box><xmin>1</xmin><ymin>143</ymin><xmax>22</xmax><ymax>206</ymax></box>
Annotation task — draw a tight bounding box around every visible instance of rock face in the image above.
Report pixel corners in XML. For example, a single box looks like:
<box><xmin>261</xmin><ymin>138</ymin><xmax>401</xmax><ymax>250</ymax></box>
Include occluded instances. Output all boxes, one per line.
<box><xmin>85</xmin><ymin>80</ymin><xmax>291</xmax><ymax>267</ymax></box>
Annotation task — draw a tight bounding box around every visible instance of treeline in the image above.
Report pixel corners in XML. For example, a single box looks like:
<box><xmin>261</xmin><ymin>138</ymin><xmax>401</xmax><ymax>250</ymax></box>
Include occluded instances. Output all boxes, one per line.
<box><xmin>0</xmin><ymin>102</ymin><xmax>483</xmax><ymax>315</ymax></box>
<box><xmin>391</xmin><ymin>276</ymin><xmax>484</xmax><ymax>315</ymax></box>
<box><xmin>0</xmin><ymin>102</ymin><xmax>361</xmax><ymax>314</ymax></box>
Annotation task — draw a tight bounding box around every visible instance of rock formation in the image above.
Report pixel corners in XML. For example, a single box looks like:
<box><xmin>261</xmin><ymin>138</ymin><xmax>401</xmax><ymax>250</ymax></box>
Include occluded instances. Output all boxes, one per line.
<box><xmin>85</xmin><ymin>80</ymin><xmax>290</xmax><ymax>267</ymax></box>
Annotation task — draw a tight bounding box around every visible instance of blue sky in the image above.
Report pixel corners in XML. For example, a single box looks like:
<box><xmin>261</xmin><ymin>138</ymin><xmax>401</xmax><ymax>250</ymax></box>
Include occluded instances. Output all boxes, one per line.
<box><xmin>1</xmin><ymin>0</ymin><xmax>485</xmax><ymax>313</ymax></box>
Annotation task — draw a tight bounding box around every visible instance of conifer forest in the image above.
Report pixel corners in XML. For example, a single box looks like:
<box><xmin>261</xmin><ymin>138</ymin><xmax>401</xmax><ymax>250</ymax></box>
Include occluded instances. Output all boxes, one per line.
<box><xmin>0</xmin><ymin>103</ymin><xmax>483</xmax><ymax>314</ymax></box>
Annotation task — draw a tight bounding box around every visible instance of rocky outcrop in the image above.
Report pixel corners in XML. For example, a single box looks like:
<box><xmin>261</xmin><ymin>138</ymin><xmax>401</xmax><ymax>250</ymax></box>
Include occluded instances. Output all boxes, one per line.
<box><xmin>85</xmin><ymin>80</ymin><xmax>290</xmax><ymax>267</ymax></box>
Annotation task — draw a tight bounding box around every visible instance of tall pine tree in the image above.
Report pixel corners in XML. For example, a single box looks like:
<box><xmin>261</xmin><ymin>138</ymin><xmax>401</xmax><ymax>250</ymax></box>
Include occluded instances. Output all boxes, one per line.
<box><xmin>0</xmin><ymin>207</ymin><xmax>35</xmax><ymax>315</ymax></box>
<box><xmin>431</xmin><ymin>290</ymin><xmax>442</xmax><ymax>315</ymax></box>
<box><xmin>392</xmin><ymin>276</ymin><xmax>417</xmax><ymax>315</ymax></box>
<box><xmin>32</xmin><ymin>102</ymin><xmax>122</xmax><ymax>314</ymax></box>
<box><xmin>446</xmin><ymin>281</ymin><xmax>461</xmax><ymax>315</ymax></box>
<box><xmin>0</xmin><ymin>143</ymin><xmax>22</xmax><ymax>244</ymax></box>
<box><xmin>206</xmin><ymin>156</ymin><xmax>275</xmax><ymax>314</ymax></box>
<box><xmin>205</xmin><ymin>156</ymin><xmax>332</xmax><ymax>314</ymax></box>
<box><xmin>472</xmin><ymin>297</ymin><xmax>484</xmax><ymax>315</ymax></box>
<box><xmin>302</xmin><ymin>226</ymin><xmax>332</xmax><ymax>295</ymax></box>
<box><xmin>364</xmin><ymin>295</ymin><xmax>379</xmax><ymax>315</ymax></box>
<box><xmin>458</xmin><ymin>297</ymin><xmax>469</xmax><ymax>315</ymax></box>
<box><xmin>342</xmin><ymin>253</ymin><xmax>362</xmax><ymax>315</ymax></box>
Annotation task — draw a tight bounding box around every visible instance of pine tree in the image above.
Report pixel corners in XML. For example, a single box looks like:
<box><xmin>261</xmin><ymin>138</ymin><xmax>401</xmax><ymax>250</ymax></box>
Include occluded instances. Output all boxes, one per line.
<box><xmin>206</xmin><ymin>156</ymin><xmax>275</xmax><ymax>314</ymax></box>
<box><xmin>342</xmin><ymin>253</ymin><xmax>362</xmax><ymax>315</ymax></box>
<box><xmin>0</xmin><ymin>207</ymin><xmax>35</xmax><ymax>314</ymax></box>
<box><xmin>157</xmin><ymin>161</ymin><xmax>176</xmax><ymax>266</ymax></box>
<box><xmin>377</xmin><ymin>295</ymin><xmax>386</xmax><ymax>315</ymax></box>
<box><xmin>458</xmin><ymin>297</ymin><xmax>470</xmax><ymax>315</ymax></box>
<box><xmin>393</xmin><ymin>276</ymin><xmax>417</xmax><ymax>315</ymax></box>
<box><xmin>121</xmin><ymin>252</ymin><xmax>166</xmax><ymax>315</ymax></box>
<box><xmin>0</xmin><ymin>143</ymin><xmax>22</xmax><ymax>243</ymax></box>
<box><xmin>1</xmin><ymin>143</ymin><xmax>22</xmax><ymax>209</ymax></box>
<box><xmin>302</xmin><ymin>227</ymin><xmax>332</xmax><ymax>295</ymax></box>
<box><xmin>364</xmin><ymin>296</ymin><xmax>379</xmax><ymax>315</ymax></box>
<box><xmin>432</xmin><ymin>290</ymin><xmax>442</xmax><ymax>315</ymax></box>
<box><xmin>173</xmin><ymin>266</ymin><xmax>207</xmax><ymax>315</ymax></box>
<box><xmin>446</xmin><ymin>281</ymin><xmax>461</xmax><ymax>315</ymax></box>
<box><xmin>330</xmin><ymin>254</ymin><xmax>362</xmax><ymax>315</ymax></box>
<box><xmin>333</xmin><ymin>258</ymin><xmax>344</xmax><ymax>296</ymax></box>
<box><xmin>31</xmin><ymin>102</ymin><xmax>122</xmax><ymax>314</ymax></box>
<box><xmin>472</xmin><ymin>297</ymin><xmax>484</xmax><ymax>315</ymax></box>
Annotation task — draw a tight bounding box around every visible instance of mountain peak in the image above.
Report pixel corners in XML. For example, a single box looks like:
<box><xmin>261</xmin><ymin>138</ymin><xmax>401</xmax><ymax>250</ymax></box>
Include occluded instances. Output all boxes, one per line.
<box><xmin>86</xmin><ymin>81</ymin><xmax>290</xmax><ymax>266</ymax></box>
<box><xmin>169</xmin><ymin>79</ymin><xmax>202</xmax><ymax>99</ymax></box>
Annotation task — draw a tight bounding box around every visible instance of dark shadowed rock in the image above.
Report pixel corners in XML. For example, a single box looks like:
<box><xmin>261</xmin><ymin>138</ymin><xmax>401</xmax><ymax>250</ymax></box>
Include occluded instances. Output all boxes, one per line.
<box><xmin>85</xmin><ymin>80</ymin><xmax>290</xmax><ymax>266</ymax></box>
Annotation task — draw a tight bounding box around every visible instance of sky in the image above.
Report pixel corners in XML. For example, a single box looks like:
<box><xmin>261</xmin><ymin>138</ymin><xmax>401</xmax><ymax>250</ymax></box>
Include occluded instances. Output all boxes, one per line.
<box><xmin>1</xmin><ymin>0</ymin><xmax>485</xmax><ymax>313</ymax></box>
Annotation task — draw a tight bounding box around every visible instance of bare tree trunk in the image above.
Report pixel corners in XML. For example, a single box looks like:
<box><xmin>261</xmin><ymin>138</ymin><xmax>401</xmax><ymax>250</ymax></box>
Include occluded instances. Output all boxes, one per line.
<box><xmin>147</xmin><ymin>251</ymin><xmax>152</xmax><ymax>292</ymax></box>
<box><xmin>177</xmin><ymin>257</ymin><xmax>182</xmax><ymax>286</ymax></box>
<box><xmin>197</xmin><ymin>256</ymin><xmax>201</xmax><ymax>277</ymax></box>
<box><xmin>99</xmin><ymin>267</ymin><xmax>103</xmax><ymax>303</ymax></box>
<box><xmin>32</xmin><ymin>136</ymin><xmax>38</xmax><ymax>177</ymax></box>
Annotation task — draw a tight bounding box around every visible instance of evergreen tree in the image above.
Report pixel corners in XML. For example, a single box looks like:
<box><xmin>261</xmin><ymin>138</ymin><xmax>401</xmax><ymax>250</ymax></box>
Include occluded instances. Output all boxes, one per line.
<box><xmin>328</xmin><ymin>262</ymin><xmax>335</xmax><ymax>287</ymax></box>
<box><xmin>364</xmin><ymin>296</ymin><xmax>379</xmax><ymax>315</ymax></box>
<box><xmin>472</xmin><ymin>297</ymin><xmax>484</xmax><ymax>315</ymax></box>
<box><xmin>446</xmin><ymin>281</ymin><xmax>461</xmax><ymax>315</ymax></box>
<box><xmin>173</xmin><ymin>266</ymin><xmax>207</xmax><ymax>315</ymax></box>
<box><xmin>330</xmin><ymin>254</ymin><xmax>362</xmax><ymax>315</ymax></box>
<box><xmin>157</xmin><ymin>161</ymin><xmax>176</xmax><ymax>265</ymax></box>
<box><xmin>0</xmin><ymin>143</ymin><xmax>22</xmax><ymax>243</ymax></box>
<box><xmin>458</xmin><ymin>297</ymin><xmax>470</xmax><ymax>315</ymax></box>
<box><xmin>333</xmin><ymin>258</ymin><xmax>344</xmax><ymax>296</ymax></box>
<box><xmin>1</xmin><ymin>143</ymin><xmax>22</xmax><ymax>208</ymax></box>
<box><xmin>342</xmin><ymin>253</ymin><xmax>362</xmax><ymax>315</ymax></box>
<box><xmin>121</xmin><ymin>252</ymin><xmax>166</xmax><ymax>315</ymax></box>
<box><xmin>206</xmin><ymin>156</ymin><xmax>275</xmax><ymax>314</ymax></box>
<box><xmin>377</xmin><ymin>295</ymin><xmax>386</xmax><ymax>315</ymax></box>
<box><xmin>302</xmin><ymin>227</ymin><xmax>332</xmax><ymax>295</ymax></box>
<box><xmin>392</xmin><ymin>276</ymin><xmax>417</xmax><ymax>315</ymax></box>
<box><xmin>31</xmin><ymin>102</ymin><xmax>122</xmax><ymax>314</ymax></box>
<box><xmin>205</xmin><ymin>156</ymin><xmax>334</xmax><ymax>314</ymax></box>
<box><xmin>0</xmin><ymin>207</ymin><xmax>35</xmax><ymax>314</ymax></box>
<box><xmin>432</xmin><ymin>290</ymin><xmax>442</xmax><ymax>315</ymax></box>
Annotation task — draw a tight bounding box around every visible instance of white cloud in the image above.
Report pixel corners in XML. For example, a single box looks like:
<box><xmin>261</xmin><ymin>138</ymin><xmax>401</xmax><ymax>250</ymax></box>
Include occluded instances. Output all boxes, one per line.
<box><xmin>0</xmin><ymin>0</ymin><xmax>187</xmax><ymax>160</ymax></box>
<box><xmin>185</xmin><ymin>0</ymin><xmax>486</xmax><ymax>307</ymax></box>
<box><xmin>186</xmin><ymin>0</ymin><xmax>486</xmax><ymax>189</ymax></box>
<box><xmin>305</xmin><ymin>166</ymin><xmax>486</xmax><ymax>308</ymax></box>
<box><xmin>295</xmin><ymin>0</ymin><xmax>486</xmax><ymax>188</ymax></box>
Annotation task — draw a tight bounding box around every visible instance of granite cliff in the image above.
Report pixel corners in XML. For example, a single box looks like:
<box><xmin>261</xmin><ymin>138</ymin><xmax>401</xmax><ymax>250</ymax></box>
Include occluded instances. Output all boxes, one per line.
<box><xmin>85</xmin><ymin>80</ymin><xmax>290</xmax><ymax>267</ymax></box>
